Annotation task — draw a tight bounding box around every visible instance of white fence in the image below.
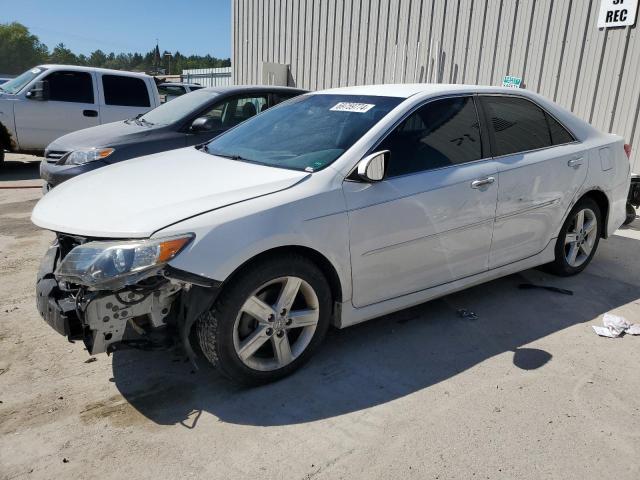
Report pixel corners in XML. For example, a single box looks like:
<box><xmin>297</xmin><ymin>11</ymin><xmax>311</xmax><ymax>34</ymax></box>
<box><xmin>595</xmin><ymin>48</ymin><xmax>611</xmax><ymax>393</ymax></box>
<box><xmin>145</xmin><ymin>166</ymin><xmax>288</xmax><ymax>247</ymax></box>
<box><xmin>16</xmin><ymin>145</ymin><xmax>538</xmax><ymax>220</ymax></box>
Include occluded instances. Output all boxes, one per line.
<box><xmin>181</xmin><ymin>67</ymin><xmax>232</xmax><ymax>87</ymax></box>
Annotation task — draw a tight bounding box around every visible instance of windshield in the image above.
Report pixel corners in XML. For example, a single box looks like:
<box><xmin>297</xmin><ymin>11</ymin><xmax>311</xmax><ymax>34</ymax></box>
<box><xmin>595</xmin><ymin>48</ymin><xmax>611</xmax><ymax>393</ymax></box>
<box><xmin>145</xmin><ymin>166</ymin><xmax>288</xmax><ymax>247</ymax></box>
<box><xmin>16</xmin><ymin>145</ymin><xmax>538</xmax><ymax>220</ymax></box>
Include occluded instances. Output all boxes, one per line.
<box><xmin>140</xmin><ymin>89</ymin><xmax>218</xmax><ymax>125</ymax></box>
<box><xmin>205</xmin><ymin>94</ymin><xmax>402</xmax><ymax>171</ymax></box>
<box><xmin>0</xmin><ymin>67</ymin><xmax>46</xmax><ymax>94</ymax></box>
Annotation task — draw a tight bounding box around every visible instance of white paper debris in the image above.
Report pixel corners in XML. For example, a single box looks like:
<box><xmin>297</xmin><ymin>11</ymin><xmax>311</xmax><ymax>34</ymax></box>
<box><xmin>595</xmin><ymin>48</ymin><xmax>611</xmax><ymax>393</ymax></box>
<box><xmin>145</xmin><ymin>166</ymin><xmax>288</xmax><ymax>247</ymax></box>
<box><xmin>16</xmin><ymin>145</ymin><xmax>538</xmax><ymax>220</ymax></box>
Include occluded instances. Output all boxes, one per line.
<box><xmin>592</xmin><ymin>313</ymin><xmax>640</xmax><ymax>338</ymax></box>
<box><xmin>330</xmin><ymin>102</ymin><xmax>375</xmax><ymax>113</ymax></box>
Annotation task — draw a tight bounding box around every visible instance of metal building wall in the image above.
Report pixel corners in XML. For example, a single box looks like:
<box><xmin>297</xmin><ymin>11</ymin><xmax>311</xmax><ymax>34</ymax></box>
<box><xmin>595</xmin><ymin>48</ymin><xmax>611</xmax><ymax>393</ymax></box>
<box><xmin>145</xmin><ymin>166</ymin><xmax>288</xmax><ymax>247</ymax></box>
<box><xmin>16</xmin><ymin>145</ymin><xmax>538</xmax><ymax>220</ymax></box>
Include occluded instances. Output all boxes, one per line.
<box><xmin>233</xmin><ymin>0</ymin><xmax>640</xmax><ymax>170</ymax></box>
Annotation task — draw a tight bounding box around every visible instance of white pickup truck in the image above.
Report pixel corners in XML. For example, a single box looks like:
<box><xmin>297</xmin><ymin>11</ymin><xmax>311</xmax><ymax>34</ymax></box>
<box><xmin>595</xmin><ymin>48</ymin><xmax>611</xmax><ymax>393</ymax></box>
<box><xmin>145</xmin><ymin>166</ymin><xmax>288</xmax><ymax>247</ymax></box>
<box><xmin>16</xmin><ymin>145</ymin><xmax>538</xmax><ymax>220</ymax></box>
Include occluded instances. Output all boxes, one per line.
<box><xmin>0</xmin><ymin>65</ymin><xmax>161</xmax><ymax>165</ymax></box>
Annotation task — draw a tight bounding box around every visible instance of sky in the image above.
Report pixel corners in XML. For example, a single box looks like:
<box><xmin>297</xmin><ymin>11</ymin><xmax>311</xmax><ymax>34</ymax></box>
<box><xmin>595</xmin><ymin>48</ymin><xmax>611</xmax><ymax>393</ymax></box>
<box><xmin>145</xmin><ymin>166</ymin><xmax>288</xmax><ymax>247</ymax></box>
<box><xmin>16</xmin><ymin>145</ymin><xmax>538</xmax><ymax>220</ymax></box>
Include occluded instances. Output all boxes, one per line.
<box><xmin>4</xmin><ymin>0</ymin><xmax>232</xmax><ymax>58</ymax></box>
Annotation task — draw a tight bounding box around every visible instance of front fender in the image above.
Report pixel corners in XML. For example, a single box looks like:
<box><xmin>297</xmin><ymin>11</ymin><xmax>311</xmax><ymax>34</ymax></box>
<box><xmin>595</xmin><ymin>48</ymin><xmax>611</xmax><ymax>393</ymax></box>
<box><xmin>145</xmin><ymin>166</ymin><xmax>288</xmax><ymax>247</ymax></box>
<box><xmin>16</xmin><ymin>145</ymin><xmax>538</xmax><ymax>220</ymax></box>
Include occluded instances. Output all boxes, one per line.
<box><xmin>155</xmin><ymin>187</ymin><xmax>353</xmax><ymax>302</ymax></box>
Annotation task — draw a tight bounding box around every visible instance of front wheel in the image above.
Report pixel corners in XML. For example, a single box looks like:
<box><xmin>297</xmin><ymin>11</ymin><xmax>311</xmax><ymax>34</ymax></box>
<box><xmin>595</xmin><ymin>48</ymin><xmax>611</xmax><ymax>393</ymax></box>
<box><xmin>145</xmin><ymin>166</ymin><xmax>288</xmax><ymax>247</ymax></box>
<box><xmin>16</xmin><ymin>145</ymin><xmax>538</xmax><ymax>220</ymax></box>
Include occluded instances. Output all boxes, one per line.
<box><xmin>548</xmin><ymin>197</ymin><xmax>601</xmax><ymax>276</ymax></box>
<box><xmin>197</xmin><ymin>255</ymin><xmax>332</xmax><ymax>385</ymax></box>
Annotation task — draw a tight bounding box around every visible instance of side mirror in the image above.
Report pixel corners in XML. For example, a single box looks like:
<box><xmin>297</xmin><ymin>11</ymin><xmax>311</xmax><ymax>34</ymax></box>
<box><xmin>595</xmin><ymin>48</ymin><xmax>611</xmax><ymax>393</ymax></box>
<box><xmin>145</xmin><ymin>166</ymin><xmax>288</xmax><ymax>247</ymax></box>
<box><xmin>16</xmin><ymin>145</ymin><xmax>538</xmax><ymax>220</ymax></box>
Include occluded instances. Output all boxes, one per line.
<box><xmin>356</xmin><ymin>150</ymin><xmax>389</xmax><ymax>182</ymax></box>
<box><xmin>26</xmin><ymin>80</ymin><xmax>49</xmax><ymax>101</ymax></box>
<box><xmin>191</xmin><ymin>116</ymin><xmax>221</xmax><ymax>132</ymax></box>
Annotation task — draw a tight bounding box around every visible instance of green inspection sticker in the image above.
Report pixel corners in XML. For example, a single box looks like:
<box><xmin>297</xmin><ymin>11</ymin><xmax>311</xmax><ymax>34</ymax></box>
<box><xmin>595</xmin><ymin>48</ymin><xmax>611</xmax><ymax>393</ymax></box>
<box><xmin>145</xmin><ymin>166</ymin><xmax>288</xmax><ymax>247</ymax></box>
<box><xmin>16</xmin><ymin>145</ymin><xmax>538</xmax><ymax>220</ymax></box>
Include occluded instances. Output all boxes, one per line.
<box><xmin>502</xmin><ymin>75</ymin><xmax>522</xmax><ymax>88</ymax></box>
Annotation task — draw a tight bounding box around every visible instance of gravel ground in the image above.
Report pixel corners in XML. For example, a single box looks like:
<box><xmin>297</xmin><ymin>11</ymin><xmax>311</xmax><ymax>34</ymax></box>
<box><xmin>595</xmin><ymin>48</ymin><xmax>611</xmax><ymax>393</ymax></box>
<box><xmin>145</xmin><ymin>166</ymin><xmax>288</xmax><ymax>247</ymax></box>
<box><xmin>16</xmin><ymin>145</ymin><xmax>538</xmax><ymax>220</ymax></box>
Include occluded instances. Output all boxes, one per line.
<box><xmin>1</xmin><ymin>154</ymin><xmax>639</xmax><ymax>480</ymax></box>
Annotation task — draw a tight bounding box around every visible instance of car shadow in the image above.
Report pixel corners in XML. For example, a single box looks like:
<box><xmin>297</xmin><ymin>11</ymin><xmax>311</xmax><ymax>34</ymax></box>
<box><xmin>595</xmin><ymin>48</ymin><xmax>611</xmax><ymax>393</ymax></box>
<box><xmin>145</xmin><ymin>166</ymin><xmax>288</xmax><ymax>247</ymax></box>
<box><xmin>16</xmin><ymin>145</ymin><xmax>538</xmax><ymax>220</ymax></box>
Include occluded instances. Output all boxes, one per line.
<box><xmin>0</xmin><ymin>158</ymin><xmax>41</xmax><ymax>182</ymax></box>
<box><xmin>111</xmin><ymin>233</ymin><xmax>639</xmax><ymax>428</ymax></box>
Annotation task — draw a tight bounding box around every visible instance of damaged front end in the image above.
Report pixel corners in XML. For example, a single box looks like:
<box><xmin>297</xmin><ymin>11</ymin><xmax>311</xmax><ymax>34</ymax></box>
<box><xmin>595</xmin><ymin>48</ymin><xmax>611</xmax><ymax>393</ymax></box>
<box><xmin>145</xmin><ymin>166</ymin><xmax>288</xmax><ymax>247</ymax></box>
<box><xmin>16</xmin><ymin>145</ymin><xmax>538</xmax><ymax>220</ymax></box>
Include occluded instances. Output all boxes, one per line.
<box><xmin>35</xmin><ymin>233</ymin><xmax>219</xmax><ymax>363</ymax></box>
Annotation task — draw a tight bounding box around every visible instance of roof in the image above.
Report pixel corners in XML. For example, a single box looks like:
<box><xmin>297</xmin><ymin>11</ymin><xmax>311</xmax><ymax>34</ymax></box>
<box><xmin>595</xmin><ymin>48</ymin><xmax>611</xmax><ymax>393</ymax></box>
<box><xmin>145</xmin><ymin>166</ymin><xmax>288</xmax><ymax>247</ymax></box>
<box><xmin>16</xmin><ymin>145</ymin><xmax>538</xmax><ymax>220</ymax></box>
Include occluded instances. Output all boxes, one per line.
<box><xmin>198</xmin><ymin>85</ymin><xmax>308</xmax><ymax>94</ymax></box>
<box><xmin>158</xmin><ymin>82</ymin><xmax>202</xmax><ymax>87</ymax></box>
<box><xmin>38</xmin><ymin>64</ymin><xmax>150</xmax><ymax>78</ymax></box>
<box><xmin>316</xmin><ymin>83</ymin><xmax>531</xmax><ymax>98</ymax></box>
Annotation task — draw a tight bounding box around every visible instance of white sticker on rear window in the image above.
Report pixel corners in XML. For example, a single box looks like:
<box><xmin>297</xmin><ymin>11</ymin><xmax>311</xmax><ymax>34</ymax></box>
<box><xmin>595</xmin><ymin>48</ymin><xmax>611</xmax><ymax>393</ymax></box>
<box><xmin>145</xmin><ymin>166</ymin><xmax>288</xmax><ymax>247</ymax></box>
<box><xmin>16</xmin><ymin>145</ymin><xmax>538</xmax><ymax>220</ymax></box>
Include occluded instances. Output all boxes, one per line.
<box><xmin>330</xmin><ymin>102</ymin><xmax>375</xmax><ymax>113</ymax></box>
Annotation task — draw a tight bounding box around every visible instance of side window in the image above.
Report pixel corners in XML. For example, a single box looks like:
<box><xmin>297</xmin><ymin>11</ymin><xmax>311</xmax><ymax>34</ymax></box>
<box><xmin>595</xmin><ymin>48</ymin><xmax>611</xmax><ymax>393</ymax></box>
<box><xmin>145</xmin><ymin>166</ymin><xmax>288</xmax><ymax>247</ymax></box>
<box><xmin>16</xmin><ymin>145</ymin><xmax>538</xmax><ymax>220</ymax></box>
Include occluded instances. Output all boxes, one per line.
<box><xmin>198</xmin><ymin>95</ymin><xmax>268</xmax><ymax>130</ymax></box>
<box><xmin>102</xmin><ymin>75</ymin><xmax>150</xmax><ymax>107</ymax></box>
<box><xmin>45</xmin><ymin>71</ymin><xmax>94</xmax><ymax>103</ymax></box>
<box><xmin>158</xmin><ymin>85</ymin><xmax>187</xmax><ymax>103</ymax></box>
<box><xmin>226</xmin><ymin>96</ymin><xmax>268</xmax><ymax>127</ymax></box>
<box><xmin>158</xmin><ymin>85</ymin><xmax>187</xmax><ymax>97</ymax></box>
<box><xmin>481</xmin><ymin>96</ymin><xmax>553</xmax><ymax>156</ymax></box>
<box><xmin>379</xmin><ymin>96</ymin><xmax>483</xmax><ymax>177</ymax></box>
<box><xmin>546</xmin><ymin>113</ymin><xmax>575</xmax><ymax>145</ymax></box>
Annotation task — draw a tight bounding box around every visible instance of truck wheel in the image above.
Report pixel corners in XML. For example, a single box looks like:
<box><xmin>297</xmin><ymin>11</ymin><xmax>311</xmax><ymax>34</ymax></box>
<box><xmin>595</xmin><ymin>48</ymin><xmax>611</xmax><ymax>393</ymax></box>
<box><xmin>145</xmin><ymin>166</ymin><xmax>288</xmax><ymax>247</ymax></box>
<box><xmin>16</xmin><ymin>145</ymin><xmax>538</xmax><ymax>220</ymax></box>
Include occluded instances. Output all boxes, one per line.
<box><xmin>548</xmin><ymin>197</ymin><xmax>602</xmax><ymax>276</ymax></box>
<box><xmin>197</xmin><ymin>254</ymin><xmax>332</xmax><ymax>385</ymax></box>
<box><xmin>624</xmin><ymin>203</ymin><xmax>636</xmax><ymax>225</ymax></box>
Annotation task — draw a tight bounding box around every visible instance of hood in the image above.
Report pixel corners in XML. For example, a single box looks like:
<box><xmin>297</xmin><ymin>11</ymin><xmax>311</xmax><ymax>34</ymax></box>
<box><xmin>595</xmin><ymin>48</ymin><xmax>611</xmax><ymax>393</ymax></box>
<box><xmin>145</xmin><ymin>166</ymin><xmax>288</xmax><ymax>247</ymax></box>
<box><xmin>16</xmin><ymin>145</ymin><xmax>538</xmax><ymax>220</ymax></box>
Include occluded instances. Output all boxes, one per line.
<box><xmin>46</xmin><ymin>120</ymin><xmax>155</xmax><ymax>151</ymax></box>
<box><xmin>32</xmin><ymin>147</ymin><xmax>309</xmax><ymax>238</ymax></box>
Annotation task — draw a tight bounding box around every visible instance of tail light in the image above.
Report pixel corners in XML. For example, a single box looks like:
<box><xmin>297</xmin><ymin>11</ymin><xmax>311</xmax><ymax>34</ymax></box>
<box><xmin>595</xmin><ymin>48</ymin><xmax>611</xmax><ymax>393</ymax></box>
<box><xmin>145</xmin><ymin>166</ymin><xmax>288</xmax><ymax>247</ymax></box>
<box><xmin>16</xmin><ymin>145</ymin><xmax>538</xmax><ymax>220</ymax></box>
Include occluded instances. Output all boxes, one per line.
<box><xmin>624</xmin><ymin>143</ymin><xmax>632</xmax><ymax>159</ymax></box>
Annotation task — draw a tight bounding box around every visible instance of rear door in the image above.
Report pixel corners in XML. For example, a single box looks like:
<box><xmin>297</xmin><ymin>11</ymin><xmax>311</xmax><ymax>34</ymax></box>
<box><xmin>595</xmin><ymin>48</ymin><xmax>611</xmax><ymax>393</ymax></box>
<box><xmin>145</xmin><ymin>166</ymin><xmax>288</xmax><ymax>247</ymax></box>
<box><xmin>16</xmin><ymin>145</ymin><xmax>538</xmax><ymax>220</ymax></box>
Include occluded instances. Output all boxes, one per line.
<box><xmin>344</xmin><ymin>96</ymin><xmax>499</xmax><ymax>307</ymax></box>
<box><xmin>98</xmin><ymin>74</ymin><xmax>154</xmax><ymax>123</ymax></box>
<box><xmin>14</xmin><ymin>70</ymin><xmax>99</xmax><ymax>149</ymax></box>
<box><xmin>478</xmin><ymin>95</ymin><xmax>587</xmax><ymax>268</ymax></box>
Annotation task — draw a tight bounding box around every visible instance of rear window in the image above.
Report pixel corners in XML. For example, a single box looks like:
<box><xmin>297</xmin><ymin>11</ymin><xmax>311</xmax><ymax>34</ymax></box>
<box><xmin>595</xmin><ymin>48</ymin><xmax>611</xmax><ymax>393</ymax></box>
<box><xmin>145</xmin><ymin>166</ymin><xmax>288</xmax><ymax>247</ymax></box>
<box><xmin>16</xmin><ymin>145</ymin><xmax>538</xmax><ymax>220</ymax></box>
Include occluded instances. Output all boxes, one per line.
<box><xmin>102</xmin><ymin>75</ymin><xmax>150</xmax><ymax>107</ymax></box>
<box><xmin>546</xmin><ymin>113</ymin><xmax>575</xmax><ymax>145</ymax></box>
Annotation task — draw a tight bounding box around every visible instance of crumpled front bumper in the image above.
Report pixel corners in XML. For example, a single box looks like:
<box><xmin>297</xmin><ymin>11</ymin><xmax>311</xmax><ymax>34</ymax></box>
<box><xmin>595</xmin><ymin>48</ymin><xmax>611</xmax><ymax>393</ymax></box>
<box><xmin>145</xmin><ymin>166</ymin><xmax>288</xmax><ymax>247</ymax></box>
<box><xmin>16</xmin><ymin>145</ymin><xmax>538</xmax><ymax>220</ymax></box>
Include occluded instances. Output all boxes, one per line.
<box><xmin>35</xmin><ymin>239</ymin><xmax>220</xmax><ymax>360</ymax></box>
<box><xmin>35</xmin><ymin>242</ymin><xmax>183</xmax><ymax>355</ymax></box>
<box><xmin>36</xmin><ymin>244</ymin><xmax>83</xmax><ymax>340</ymax></box>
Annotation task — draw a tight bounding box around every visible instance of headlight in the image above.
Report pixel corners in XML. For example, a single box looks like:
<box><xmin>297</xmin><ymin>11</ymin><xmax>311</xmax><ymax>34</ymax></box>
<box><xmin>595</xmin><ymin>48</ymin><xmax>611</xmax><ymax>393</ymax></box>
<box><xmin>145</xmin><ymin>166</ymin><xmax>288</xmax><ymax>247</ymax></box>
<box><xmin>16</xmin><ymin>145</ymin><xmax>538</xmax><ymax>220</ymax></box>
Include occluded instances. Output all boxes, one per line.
<box><xmin>55</xmin><ymin>234</ymin><xmax>193</xmax><ymax>287</ymax></box>
<box><xmin>64</xmin><ymin>148</ymin><xmax>115</xmax><ymax>165</ymax></box>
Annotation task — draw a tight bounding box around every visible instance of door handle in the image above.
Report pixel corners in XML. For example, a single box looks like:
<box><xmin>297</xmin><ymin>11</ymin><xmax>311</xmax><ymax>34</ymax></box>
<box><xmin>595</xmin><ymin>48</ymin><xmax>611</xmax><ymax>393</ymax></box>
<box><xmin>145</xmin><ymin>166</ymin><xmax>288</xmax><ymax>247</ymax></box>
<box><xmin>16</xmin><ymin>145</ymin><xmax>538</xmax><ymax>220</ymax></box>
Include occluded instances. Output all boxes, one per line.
<box><xmin>567</xmin><ymin>157</ymin><xmax>583</xmax><ymax>168</ymax></box>
<box><xmin>83</xmin><ymin>109</ymin><xmax>98</xmax><ymax>118</ymax></box>
<box><xmin>471</xmin><ymin>176</ymin><xmax>495</xmax><ymax>189</ymax></box>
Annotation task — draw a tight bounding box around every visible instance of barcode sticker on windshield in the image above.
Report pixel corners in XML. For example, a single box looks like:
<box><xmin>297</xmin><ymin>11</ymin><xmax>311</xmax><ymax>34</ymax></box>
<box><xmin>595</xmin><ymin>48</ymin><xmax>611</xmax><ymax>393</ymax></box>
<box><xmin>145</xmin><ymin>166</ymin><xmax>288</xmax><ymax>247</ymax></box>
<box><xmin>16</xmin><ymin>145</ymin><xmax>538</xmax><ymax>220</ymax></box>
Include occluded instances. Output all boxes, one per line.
<box><xmin>330</xmin><ymin>102</ymin><xmax>375</xmax><ymax>113</ymax></box>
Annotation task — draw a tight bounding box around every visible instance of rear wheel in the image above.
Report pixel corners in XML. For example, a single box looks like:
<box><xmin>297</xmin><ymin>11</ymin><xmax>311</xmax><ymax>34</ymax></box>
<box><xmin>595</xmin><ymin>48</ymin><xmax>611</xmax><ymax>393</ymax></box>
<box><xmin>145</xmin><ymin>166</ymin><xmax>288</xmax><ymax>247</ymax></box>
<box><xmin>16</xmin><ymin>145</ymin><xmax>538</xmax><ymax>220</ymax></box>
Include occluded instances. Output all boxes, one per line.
<box><xmin>548</xmin><ymin>197</ymin><xmax>601</xmax><ymax>276</ymax></box>
<box><xmin>197</xmin><ymin>255</ymin><xmax>332</xmax><ymax>385</ymax></box>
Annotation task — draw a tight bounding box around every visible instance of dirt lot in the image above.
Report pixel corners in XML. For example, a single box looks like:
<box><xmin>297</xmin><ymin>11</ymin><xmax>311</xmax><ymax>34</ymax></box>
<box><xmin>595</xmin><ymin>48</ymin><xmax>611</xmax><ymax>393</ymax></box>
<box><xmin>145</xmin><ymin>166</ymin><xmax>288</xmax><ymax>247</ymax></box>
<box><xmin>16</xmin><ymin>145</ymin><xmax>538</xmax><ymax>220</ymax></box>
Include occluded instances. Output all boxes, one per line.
<box><xmin>1</xmin><ymin>154</ymin><xmax>639</xmax><ymax>480</ymax></box>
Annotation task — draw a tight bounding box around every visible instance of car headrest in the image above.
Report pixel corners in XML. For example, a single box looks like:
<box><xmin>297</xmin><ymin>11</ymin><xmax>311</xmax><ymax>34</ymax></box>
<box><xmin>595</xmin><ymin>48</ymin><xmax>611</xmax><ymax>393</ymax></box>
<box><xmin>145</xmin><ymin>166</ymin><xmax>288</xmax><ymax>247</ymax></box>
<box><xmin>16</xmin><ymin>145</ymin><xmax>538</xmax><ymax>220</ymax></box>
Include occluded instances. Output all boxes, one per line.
<box><xmin>242</xmin><ymin>102</ymin><xmax>257</xmax><ymax>118</ymax></box>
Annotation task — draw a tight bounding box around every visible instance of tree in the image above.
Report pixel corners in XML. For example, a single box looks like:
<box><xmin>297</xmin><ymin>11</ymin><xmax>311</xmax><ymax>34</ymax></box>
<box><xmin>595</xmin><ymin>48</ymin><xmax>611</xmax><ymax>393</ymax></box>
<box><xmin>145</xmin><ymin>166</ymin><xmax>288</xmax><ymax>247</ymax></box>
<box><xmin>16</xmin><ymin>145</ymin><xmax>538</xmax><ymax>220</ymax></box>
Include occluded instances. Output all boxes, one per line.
<box><xmin>0</xmin><ymin>22</ymin><xmax>48</xmax><ymax>74</ymax></box>
<box><xmin>0</xmin><ymin>22</ymin><xmax>230</xmax><ymax>75</ymax></box>
<box><xmin>88</xmin><ymin>49</ymin><xmax>107</xmax><ymax>67</ymax></box>
<box><xmin>49</xmin><ymin>43</ymin><xmax>78</xmax><ymax>65</ymax></box>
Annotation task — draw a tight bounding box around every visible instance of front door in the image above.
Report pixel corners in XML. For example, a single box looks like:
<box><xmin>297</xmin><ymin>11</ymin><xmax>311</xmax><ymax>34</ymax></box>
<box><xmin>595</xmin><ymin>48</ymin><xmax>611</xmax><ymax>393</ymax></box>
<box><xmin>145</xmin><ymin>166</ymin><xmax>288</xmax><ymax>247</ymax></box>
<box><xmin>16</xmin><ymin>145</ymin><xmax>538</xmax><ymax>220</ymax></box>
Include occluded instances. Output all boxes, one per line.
<box><xmin>14</xmin><ymin>70</ymin><xmax>99</xmax><ymax>150</ymax></box>
<box><xmin>344</xmin><ymin>96</ymin><xmax>499</xmax><ymax>308</ymax></box>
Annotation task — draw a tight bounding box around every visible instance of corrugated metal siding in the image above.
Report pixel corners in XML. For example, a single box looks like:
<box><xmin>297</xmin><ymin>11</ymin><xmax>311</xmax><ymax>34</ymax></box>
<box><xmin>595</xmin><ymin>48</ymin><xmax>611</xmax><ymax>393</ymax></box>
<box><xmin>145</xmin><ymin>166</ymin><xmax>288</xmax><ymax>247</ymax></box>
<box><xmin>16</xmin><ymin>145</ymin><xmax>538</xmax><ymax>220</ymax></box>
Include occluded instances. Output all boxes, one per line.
<box><xmin>182</xmin><ymin>67</ymin><xmax>233</xmax><ymax>87</ymax></box>
<box><xmin>233</xmin><ymin>0</ymin><xmax>640</xmax><ymax>170</ymax></box>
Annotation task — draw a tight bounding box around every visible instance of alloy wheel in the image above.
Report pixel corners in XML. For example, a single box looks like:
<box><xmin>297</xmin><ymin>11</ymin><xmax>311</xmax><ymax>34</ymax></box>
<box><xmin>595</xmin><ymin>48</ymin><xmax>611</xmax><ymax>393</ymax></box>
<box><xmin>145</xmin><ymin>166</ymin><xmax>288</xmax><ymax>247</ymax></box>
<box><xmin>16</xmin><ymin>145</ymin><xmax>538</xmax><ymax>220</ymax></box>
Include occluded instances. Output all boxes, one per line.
<box><xmin>564</xmin><ymin>208</ymin><xmax>597</xmax><ymax>267</ymax></box>
<box><xmin>232</xmin><ymin>276</ymin><xmax>320</xmax><ymax>371</ymax></box>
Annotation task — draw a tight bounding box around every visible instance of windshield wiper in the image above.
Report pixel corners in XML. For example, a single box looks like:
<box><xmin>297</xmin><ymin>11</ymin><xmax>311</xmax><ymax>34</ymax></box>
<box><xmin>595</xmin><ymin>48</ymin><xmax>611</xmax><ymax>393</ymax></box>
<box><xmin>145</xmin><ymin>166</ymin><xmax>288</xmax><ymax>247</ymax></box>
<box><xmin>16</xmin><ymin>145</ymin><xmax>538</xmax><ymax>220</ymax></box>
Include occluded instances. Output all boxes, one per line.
<box><xmin>127</xmin><ymin>116</ymin><xmax>153</xmax><ymax>126</ymax></box>
<box><xmin>207</xmin><ymin>149</ymin><xmax>248</xmax><ymax>161</ymax></box>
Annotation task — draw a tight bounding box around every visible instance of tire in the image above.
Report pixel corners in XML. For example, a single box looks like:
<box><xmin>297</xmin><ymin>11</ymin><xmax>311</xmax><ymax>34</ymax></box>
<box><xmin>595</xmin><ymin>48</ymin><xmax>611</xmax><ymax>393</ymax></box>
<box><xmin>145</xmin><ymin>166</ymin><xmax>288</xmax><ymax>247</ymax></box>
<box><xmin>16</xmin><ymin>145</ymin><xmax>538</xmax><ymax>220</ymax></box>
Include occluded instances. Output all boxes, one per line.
<box><xmin>0</xmin><ymin>141</ymin><xmax>4</xmax><ymax>169</ymax></box>
<box><xmin>197</xmin><ymin>254</ymin><xmax>332</xmax><ymax>385</ymax></box>
<box><xmin>548</xmin><ymin>197</ymin><xmax>602</xmax><ymax>276</ymax></box>
<box><xmin>624</xmin><ymin>203</ymin><xmax>636</xmax><ymax>225</ymax></box>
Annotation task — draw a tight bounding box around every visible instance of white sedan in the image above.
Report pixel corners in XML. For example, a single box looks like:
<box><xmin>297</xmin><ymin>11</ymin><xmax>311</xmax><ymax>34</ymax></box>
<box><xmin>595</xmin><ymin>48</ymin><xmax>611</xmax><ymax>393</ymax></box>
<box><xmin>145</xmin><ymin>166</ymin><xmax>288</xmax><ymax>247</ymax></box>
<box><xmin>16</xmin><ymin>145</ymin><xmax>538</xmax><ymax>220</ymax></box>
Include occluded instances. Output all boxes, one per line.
<box><xmin>32</xmin><ymin>84</ymin><xmax>631</xmax><ymax>385</ymax></box>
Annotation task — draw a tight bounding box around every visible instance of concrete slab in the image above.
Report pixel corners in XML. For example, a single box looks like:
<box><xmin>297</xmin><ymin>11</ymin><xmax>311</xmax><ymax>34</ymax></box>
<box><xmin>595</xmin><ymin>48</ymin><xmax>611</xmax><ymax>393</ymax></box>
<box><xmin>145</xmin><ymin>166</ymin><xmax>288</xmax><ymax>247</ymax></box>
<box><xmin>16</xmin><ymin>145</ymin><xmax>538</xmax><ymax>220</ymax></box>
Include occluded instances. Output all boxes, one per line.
<box><xmin>0</xmin><ymin>187</ymin><xmax>639</xmax><ymax>480</ymax></box>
